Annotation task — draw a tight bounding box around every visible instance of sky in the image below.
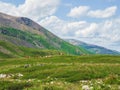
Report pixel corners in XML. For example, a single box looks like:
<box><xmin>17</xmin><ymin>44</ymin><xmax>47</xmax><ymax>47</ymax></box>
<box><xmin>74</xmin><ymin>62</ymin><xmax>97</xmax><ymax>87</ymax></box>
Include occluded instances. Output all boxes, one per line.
<box><xmin>0</xmin><ymin>0</ymin><xmax>120</xmax><ymax>51</ymax></box>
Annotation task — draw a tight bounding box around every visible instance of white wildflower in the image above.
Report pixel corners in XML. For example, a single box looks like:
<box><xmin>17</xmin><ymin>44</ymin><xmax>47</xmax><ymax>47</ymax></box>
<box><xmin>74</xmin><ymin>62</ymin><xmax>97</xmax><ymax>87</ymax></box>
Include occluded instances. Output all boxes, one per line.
<box><xmin>80</xmin><ymin>80</ymin><xmax>88</xmax><ymax>83</ymax></box>
<box><xmin>18</xmin><ymin>73</ymin><xmax>23</xmax><ymax>77</ymax></box>
<box><xmin>28</xmin><ymin>79</ymin><xmax>32</xmax><ymax>82</ymax></box>
<box><xmin>82</xmin><ymin>85</ymin><xmax>90</xmax><ymax>90</ymax></box>
<box><xmin>0</xmin><ymin>74</ymin><xmax>6</xmax><ymax>78</ymax></box>
<box><xmin>50</xmin><ymin>81</ymin><xmax>54</xmax><ymax>84</ymax></box>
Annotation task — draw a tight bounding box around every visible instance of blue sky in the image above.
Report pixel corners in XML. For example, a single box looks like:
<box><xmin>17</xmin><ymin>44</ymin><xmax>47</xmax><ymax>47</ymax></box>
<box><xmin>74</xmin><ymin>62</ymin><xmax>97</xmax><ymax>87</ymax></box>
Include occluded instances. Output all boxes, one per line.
<box><xmin>1</xmin><ymin>0</ymin><xmax>120</xmax><ymax>21</ymax></box>
<box><xmin>0</xmin><ymin>0</ymin><xmax>24</xmax><ymax>5</ymax></box>
<box><xmin>58</xmin><ymin>0</ymin><xmax>120</xmax><ymax>20</ymax></box>
<box><xmin>0</xmin><ymin>0</ymin><xmax>120</xmax><ymax>51</ymax></box>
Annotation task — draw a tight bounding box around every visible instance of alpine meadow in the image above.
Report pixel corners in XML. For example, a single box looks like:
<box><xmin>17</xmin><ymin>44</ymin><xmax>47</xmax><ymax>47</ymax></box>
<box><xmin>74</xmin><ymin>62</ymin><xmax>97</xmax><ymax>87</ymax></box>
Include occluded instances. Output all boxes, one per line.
<box><xmin>0</xmin><ymin>0</ymin><xmax>120</xmax><ymax>90</ymax></box>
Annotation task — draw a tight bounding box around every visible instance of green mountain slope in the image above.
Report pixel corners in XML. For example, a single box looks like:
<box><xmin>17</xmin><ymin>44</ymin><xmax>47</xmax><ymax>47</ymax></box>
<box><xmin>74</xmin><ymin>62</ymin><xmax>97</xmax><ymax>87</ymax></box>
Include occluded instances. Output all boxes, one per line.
<box><xmin>0</xmin><ymin>40</ymin><xmax>65</xmax><ymax>58</ymax></box>
<box><xmin>0</xmin><ymin>13</ymin><xmax>91</xmax><ymax>56</ymax></box>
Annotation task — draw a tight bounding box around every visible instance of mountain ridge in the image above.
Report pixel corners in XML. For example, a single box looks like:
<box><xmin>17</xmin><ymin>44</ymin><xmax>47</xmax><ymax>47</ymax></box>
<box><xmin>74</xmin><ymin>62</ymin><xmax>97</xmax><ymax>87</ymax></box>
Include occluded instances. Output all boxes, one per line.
<box><xmin>0</xmin><ymin>12</ymin><xmax>90</xmax><ymax>56</ymax></box>
<box><xmin>65</xmin><ymin>39</ymin><xmax>119</xmax><ymax>55</ymax></box>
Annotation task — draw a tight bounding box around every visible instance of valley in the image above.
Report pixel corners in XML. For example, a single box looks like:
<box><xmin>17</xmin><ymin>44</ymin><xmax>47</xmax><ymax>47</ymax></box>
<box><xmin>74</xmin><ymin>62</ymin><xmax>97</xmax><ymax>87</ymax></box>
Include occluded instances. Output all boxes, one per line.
<box><xmin>0</xmin><ymin>12</ymin><xmax>120</xmax><ymax>90</ymax></box>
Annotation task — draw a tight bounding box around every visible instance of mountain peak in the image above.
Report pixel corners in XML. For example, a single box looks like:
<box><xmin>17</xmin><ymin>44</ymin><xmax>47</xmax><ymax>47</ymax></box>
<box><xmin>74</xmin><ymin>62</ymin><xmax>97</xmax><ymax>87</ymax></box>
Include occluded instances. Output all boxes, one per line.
<box><xmin>0</xmin><ymin>12</ymin><xmax>45</xmax><ymax>35</ymax></box>
<box><xmin>0</xmin><ymin>12</ymin><xmax>90</xmax><ymax>55</ymax></box>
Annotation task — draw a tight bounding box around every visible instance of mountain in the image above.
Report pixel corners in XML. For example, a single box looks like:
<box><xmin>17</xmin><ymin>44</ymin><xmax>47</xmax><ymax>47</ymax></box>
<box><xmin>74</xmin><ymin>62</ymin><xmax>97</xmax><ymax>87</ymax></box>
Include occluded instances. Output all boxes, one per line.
<box><xmin>0</xmin><ymin>12</ymin><xmax>90</xmax><ymax>57</ymax></box>
<box><xmin>65</xmin><ymin>39</ymin><xmax>119</xmax><ymax>55</ymax></box>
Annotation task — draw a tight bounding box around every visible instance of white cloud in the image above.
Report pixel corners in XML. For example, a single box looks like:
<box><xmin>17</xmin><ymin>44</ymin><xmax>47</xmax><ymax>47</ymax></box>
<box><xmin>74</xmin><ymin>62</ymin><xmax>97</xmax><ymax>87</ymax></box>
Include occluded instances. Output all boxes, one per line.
<box><xmin>75</xmin><ymin>23</ymin><xmax>98</xmax><ymax>37</ymax></box>
<box><xmin>67</xmin><ymin>6</ymin><xmax>117</xmax><ymax>18</ymax></box>
<box><xmin>40</xmin><ymin>16</ymin><xmax>66</xmax><ymax>35</ymax></box>
<box><xmin>0</xmin><ymin>0</ymin><xmax>60</xmax><ymax>21</ymax></box>
<box><xmin>40</xmin><ymin>16</ymin><xmax>120</xmax><ymax>51</ymax></box>
<box><xmin>88</xmin><ymin>6</ymin><xmax>117</xmax><ymax>18</ymax></box>
<box><xmin>0</xmin><ymin>1</ymin><xmax>18</xmax><ymax>15</ymax></box>
<box><xmin>67</xmin><ymin>6</ymin><xmax>90</xmax><ymax>18</ymax></box>
<box><xmin>40</xmin><ymin>16</ymin><xmax>89</xmax><ymax>37</ymax></box>
<box><xmin>18</xmin><ymin>0</ymin><xmax>60</xmax><ymax>21</ymax></box>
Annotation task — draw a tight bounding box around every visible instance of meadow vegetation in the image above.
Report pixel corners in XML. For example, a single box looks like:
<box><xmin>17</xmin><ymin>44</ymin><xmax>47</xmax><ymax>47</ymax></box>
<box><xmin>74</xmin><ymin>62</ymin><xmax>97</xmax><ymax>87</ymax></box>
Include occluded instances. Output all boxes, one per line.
<box><xmin>0</xmin><ymin>55</ymin><xmax>120</xmax><ymax>90</ymax></box>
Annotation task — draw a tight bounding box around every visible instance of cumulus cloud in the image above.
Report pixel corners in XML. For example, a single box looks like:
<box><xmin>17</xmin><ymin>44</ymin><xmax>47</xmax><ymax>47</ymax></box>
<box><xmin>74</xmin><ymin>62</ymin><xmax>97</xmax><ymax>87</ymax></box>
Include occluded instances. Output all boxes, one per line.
<box><xmin>88</xmin><ymin>6</ymin><xmax>117</xmax><ymax>18</ymax></box>
<box><xmin>67</xmin><ymin>6</ymin><xmax>90</xmax><ymax>18</ymax></box>
<box><xmin>18</xmin><ymin>0</ymin><xmax>60</xmax><ymax>21</ymax></box>
<box><xmin>0</xmin><ymin>0</ymin><xmax>60</xmax><ymax>21</ymax></box>
<box><xmin>67</xmin><ymin>6</ymin><xmax>117</xmax><ymax>18</ymax></box>
<box><xmin>40</xmin><ymin>16</ymin><xmax>89</xmax><ymax>37</ymax></box>
<box><xmin>40</xmin><ymin>16</ymin><xmax>66</xmax><ymax>35</ymax></box>
<box><xmin>0</xmin><ymin>1</ymin><xmax>18</xmax><ymax>15</ymax></box>
<box><xmin>40</xmin><ymin>16</ymin><xmax>120</xmax><ymax>42</ymax></box>
<box><xmin>40</xmin><ymin>16</ymin><xmax>120</xmax><ymax>51</ymax></box>
<box><xmin>75</xmin><ymin>23</ymin><xmax>98</xmax><ymax>37</ymax></box>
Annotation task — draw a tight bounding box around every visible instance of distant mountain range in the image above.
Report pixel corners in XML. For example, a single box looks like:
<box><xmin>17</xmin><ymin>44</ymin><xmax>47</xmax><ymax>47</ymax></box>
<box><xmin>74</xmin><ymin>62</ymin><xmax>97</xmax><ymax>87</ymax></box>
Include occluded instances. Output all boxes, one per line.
<box><xmin>65</xmin><ymin>39</ymin><xmax>120</xmax><ymax>55</ymax></box>
<box><xmin>0</xmin><ymin>12</ymin><xmax>91</xmax><ymax>57</ymax></box>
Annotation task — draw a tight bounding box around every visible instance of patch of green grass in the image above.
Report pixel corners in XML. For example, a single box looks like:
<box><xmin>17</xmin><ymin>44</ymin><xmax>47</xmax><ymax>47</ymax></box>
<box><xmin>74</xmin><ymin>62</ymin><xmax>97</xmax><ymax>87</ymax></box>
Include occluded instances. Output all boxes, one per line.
<box><xmin>0</xmin><ymin>55</ymin><xmax>120</xmax><ymax>90</ymax></box>
<box><xmin>0</xmin><ymin>80</ymin><xmax>32</xmax><ymax>90</ymax></box>
<box><xmin>0</xmin><ymin>40</ymin><xmax>65</xmax><ymax>58</ymax></box>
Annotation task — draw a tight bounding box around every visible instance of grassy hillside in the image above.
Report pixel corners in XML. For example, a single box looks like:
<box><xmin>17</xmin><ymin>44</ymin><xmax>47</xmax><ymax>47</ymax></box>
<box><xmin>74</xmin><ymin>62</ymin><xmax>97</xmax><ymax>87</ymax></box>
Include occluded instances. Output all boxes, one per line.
<box><xmin>0</xmin><ymin>41</ymin><xmax>65</xmax><ymax>58</ymax></box>
<box><xmin>0</xmin><ymin>34</ymin><xmax>34</xmax><ymax>48</ymax></box>
<box><xmin>0</xmin><ymin>55</ymin><xmax>120</xmax><ymax>90</ymax></box>
<box><xmin>0</xmin><ymin>27</ymin><xmax>91</xmax><ymax>55</ymax></box>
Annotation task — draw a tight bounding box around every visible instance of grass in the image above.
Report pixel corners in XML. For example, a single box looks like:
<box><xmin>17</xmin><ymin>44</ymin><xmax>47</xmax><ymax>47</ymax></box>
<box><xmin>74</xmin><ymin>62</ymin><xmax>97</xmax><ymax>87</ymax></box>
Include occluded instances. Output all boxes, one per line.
<box><xmin>0</xmin><ymin>40</ymin><xmax>66</xmax><ymax>58</ymax></box>
<box><xmin>0</xmin><ymin>80</ymin><xmax>32</xmax><ymax>90</ymax></box>
<box><xmin>0</xmin><ymin>55</ymin><xmax>120</xmax><ymax>90</ymax></box>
